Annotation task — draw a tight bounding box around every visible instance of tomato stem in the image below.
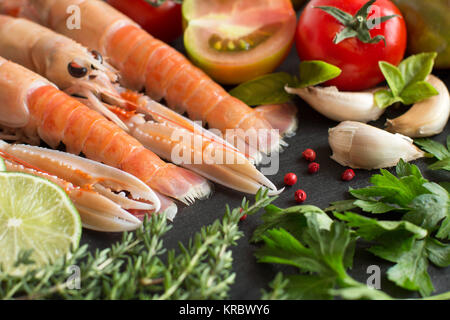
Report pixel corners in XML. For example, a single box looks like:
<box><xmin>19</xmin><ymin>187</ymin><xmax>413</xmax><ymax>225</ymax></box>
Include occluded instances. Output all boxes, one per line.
<box><xmin>315</xmin><ymin>0</ymin><xmax>399</xmax><ymax>45</ymax></box>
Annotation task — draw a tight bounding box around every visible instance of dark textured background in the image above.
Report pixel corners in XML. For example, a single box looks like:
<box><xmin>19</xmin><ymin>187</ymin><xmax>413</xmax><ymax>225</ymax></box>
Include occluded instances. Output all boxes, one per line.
<box><xmin>81</xmin><ymin>36</ymin><xmax>450</xmax><ymax>299</ymax></box>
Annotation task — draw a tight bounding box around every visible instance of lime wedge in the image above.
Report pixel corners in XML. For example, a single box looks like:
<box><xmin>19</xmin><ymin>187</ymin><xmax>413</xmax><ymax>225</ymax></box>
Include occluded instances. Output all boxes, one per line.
<box><xmin>0</xmin><ymin>172</ymin><xmax>82</xmax><ymax>274</ymax></box>
<box><xmin>0</xmin><ymin>156</ymin><xmax>5</xmax><ymax>171</ymax></box>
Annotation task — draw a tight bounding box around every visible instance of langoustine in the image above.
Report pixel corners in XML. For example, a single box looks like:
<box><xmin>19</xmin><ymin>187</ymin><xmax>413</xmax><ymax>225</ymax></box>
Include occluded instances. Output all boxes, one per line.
<box><xmin>0</xmin><ymin>140</ymin><xmax>161</xmax><ymax>232</ymax></box>
<box><xmin>0</xmin><ymin>15</ymin><xmax>280</xmax><ymax>195</ymax></box>
<box><xmin>1</xmin><ymin>0</ymin><xmax>298</xmax><ymax>157</ymax></box>
<box><xmin>0</xmin><ymin>56</ymin><xmax>211</xmax><ymax>217</ymax></box>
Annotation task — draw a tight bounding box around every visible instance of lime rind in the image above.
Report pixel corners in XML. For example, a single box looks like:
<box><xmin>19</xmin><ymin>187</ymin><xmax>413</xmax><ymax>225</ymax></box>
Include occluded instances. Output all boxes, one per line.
<box><xmin>0</xmin><ymin>156</ymin><xmax>5</xmax><ymax>171</ymax></box>
<box><xmin>0</xmin><ymin>172</ymin><xmax>81</xmax><ymax>274</ymax></box>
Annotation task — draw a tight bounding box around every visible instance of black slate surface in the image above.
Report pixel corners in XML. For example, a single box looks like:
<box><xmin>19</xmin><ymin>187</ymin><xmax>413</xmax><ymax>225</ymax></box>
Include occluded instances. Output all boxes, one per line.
<box><xmin>81</xmin><ymin>37</ymin><xmax>450</xmax><ymax>300</ymax></box>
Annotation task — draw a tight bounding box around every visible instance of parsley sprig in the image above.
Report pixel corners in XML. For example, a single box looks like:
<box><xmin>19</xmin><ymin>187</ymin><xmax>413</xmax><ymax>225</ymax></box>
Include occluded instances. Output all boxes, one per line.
<box><xmin>255</xmin><ymin>161</ymin><xmax>449</xmax><ymax>299</ymax></box>
<box><xmin>328</xmin><ymin>160</ymin><xmax>449</xmax><ymax>297</ymax></box>
<box><xmin>253</xmin><ymin>204</ymin><xmax>391</xmax><ymax>300</ymax></box>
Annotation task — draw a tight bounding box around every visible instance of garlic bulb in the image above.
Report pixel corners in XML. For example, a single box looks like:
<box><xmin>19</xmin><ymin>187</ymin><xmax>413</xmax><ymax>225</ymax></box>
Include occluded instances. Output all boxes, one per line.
<box><xmin>285</xmin><ymin>86</ymin><xmax>385</xmax><ymax>123</ymax></box>
<box><xmin>386</xmin><ymin>75</ymin><xmax>450</xmax><ymax>138</ymax></box>
<box><xmin>329</xmin><ymin>121</ymin><xmax>425</xmax><ymax>170</ymax></box>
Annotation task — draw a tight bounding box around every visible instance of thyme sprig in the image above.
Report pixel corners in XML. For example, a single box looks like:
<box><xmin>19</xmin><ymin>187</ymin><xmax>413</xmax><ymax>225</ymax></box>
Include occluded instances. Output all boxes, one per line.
<box><xmin>0</xmin><ymin>189</ymin><xmax>275</xmax><ymax>300</ymax></box>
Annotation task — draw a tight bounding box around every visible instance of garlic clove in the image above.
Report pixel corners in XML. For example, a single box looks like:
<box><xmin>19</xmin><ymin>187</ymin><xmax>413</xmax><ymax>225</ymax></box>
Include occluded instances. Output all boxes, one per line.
<box><xmin>329</xmin><ymin>121</ymin><xmax>425</xmax><ymax>170</ymax></box>
<box><xmin>285</xmin><ymin>85</ymin><xmax>385</xmax><ymax>123</ymax></box>
<box><xmin>386</xmin><ymin>75</ymin><xmax>450</xmax><ymax>138</ymax></box>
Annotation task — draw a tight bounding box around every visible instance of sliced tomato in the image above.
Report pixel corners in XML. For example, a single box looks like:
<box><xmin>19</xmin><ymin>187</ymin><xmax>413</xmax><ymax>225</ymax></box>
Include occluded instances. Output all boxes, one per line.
<box><xmin>182</xmin><ymin>0</ymin><xmax>297</xmax><ymax>85</ymax></box>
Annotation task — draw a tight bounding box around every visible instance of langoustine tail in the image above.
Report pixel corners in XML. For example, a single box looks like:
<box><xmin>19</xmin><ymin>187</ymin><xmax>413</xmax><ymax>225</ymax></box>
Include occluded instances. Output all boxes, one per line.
<box><xmin>26</xmin><ymin>85</ymin><xmax>212</xmax><ymax>205</ymax></box>
<box><xmin>117</xmin><ymin>91</ymin><xmax>280</xmax><ymax>195</ymax></box>
<box><xmin>254</xmin><ymin>103</ymin><xmax>298</xmax><ymax>138</ymax></box>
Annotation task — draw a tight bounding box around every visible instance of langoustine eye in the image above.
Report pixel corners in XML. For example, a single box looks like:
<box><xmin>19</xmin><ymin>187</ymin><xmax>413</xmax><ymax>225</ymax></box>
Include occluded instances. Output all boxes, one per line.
<box><xmin>91</xmin><ymin>50</ymin><xmax>103</xmax><ymax>64</ymax></box>
<box><xmin>68</xmin><ymin>61</ymin><xmax>88</xmax><ymax>78</ymax></box>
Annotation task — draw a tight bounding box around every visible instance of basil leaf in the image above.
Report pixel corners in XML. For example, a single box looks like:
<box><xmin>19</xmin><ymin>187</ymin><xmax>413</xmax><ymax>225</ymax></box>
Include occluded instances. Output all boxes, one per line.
<box><xmin>229</xmin><ymin>72</ymin><xmax>297</xmax><ymax>106</ymax></box>
<box><xmin>399</xmin><ymin>52</ymin><xmax>437</xmax><ymax>86</ymax></box>
<box><xmin>401</xmin><ymin>81</ymin><xmax>439</xmax><ymax>105</ymax></box>
<box><xmin>377</xmin><ymin>52</ymin><xmax>439</xmax><ymax>108</ymax></box>
<box><xmin>379</xmin><ymin>61</ymin><xmax>405</xmax><ymax>96</ymax></box>
<box><xmin>374</xmin><ymin>89</ymin><xmax>401</xmax><ymax>109</ymax></box>
<box><xmin>297</xmin><ymin>61</ymin><xmax>342</xmax><ymax>88</ymax></box>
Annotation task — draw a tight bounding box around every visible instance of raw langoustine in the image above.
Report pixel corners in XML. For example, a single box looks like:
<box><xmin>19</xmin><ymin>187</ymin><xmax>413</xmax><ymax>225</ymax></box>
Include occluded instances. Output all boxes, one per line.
<box><xmin>0</xmin><ymin>56</ymin><xmax>211</xmax><ymax>215</ymax></box>
<box><xmin>0</xmin><ymin>15</ymin><xmax>280</xmax><ymax>195</ymax></box>
<box><xmin>1</xmin><ymin>0</ymin><xmax>298</xmax><ymax>157</ymax></box>
<box><xmin>0</xmin><ymin>140</ymin><xmax>161</xmax><ymax>232</ymax></box>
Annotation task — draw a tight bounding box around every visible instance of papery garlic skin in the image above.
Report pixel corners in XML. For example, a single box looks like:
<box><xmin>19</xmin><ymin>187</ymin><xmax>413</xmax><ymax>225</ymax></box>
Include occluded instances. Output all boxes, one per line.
<box><xmin>329</xmin><ymin>121</ymin><xmax>425</xmax><ymax>170</ymax></box>
<box><xmin>285</xmin><ymin>86</ymin><xmax>385</xmax><ymax>123</ymax></box>
<box><xmin>386</xmin><ymin>75</ymin><xmax>450</xmax><ymax>138</ymax></box>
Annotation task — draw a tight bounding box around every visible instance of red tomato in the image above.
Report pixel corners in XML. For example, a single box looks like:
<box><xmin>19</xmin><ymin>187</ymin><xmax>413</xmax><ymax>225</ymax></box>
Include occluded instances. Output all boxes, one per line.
<box><xmin>296</xmin><ymin>0</ymin><xmax>407</xmax><ymax>91</ymax></box>
<box><xmin>107</xmin><ymin>0</ymin><xmax>182</xmax><ymax>43</ymax></box>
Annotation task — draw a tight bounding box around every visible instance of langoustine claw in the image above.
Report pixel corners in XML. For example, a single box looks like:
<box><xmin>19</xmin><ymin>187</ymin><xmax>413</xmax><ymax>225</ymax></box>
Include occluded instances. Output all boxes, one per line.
<box><xmin>0</xmin><ymin>140</ymin><xmax>161</xmax><ymax>232</ymax></box>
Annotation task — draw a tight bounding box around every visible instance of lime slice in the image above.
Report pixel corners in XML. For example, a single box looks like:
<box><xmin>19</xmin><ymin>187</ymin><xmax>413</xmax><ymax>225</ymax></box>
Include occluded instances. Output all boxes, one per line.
<box><xmin>0</xmin><ymin>156</ymin><xmax>5</xmax><ymax>171</ymax></box>
<box><xmin>0</xmin><ymin>172</ymin><xmax>82</xmax><ymax>274</ymax></box>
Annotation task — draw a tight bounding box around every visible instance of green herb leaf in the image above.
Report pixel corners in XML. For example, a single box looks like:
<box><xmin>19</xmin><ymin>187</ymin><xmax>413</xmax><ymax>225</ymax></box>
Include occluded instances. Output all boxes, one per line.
<box><xmin>350</xmin><ymin>165</ymin><xmax>428</xmax><ymax>208</ymax></box>
<box><xmin>331</xmin><ymin>284</ymin><xmax>392</xmax><ymax>300</ymax></box>
<box><xmin>330</xmin><ymin>161</ymin><xmax>449</xmax><ymax>297</ymax></box>
<box><xmin>251</xmin><ymin>204</ymin><xmax>332</xmax><ymax>243</ymax></box>
<box><xmin>256</xmin><ymin>228</ymin><xmax>331</xmax><ymax>274</ymax></box>
<box><xmin>399</xmin><ymin>52</ymin><xmax>438</xmax><ymax>86</ymax></box>
<box><xmin>396</xmin><ymin>159</ymin><xmax>426</xmax><ymax>179</ymax></box>
<box><xmin>401</xmin><ymin>81</ymin><xmax>439</xmax><ymax>105</ymax></box>
<box><xmin>376</xmin><ymin>53</ymin><xmax>439</xmax><ymax>108</ymax></box>
<box><xmin>374</xmin><ymin>89</ymin><xmax>402</xmax><ymax>109</ymax></box>
<box><xmin>325</xmin><ymin>199</ymin><xmax>358</xmax><ymax>212</ymax></box>
<box><xmin>229</xmin><ymin>72</ymin><xmax>297</xmax><ymax>106</ymax></box>
<box><xmin>415</xmin><ymin>136</ymin><xmax>450</xmax><ymax>172</ymax></box>
<box><xmin>429</xmin><ymin>158</ymin><xmax>450</xmax><ymax>171</ymax></box>
<box><xmin>415</xmin><ymin>138</ymin><xmax>450</xmax><ymax>160</ymax></box>
<box><xmin>297</xmin><ymin>61</ymin><xmax>342</xmax><ymax>88</ymax></box>
<box><xmin>256</xmin><ymin>215</ymin><xmax>355</xmax><ymax>278</ymax></box>
<box><xmin>334</xmin><ymin>211</ymin><xmax>428</xmax><ymax>241</ymax></box>
<box><xmin>283</xmin><ymin>274</ymin><xmax>335</xmax><ymax>300</ymax></box>
<box><xmin>379</xmin><ymin>61</ymin><xmax>405</xmax><ymax>96</ymax></box>
<box><xmin>353</xmin><ymin>200</ymin><xmax>398</xmax><ymax>214</ymax></box>
<box><xmin>387</xmin><ymin>240</ymin><xmax>434</xmax><ymax>297</ymax></box>
<box><xmin>404</xmin><ymin>183</ymin><xmax>449</xmax><ymax>233</ymax></box>
<box><xmin>426</xmin><ymin>238</ymin><xmax>450</xmax><ymax>268</ymax></box>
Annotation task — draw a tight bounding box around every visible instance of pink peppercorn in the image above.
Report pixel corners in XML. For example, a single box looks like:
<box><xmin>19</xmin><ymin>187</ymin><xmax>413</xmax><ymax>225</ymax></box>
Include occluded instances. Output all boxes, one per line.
<box><xmin>295</xmin><ymin>190</ymin><xmax>307</xmax><ymax>203</ymax></box>
<box><xmin>308</xmin><ymin>162</ymin><xmax>320</xmax><ymax>174</ymax></box>
<box><xmin>302</xmin><ymin>149</ymin><xmax>316</xmax><ymax>162</ymax></box>
<box><xmin>284</xmin><ymin>173</ymin><xmax>298</xmax><ymax>186</ymax></box>
<box><xmin>341</xmin><ymin>169</ymin><xmax>356</xmax><ymax>181</ymax></box>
